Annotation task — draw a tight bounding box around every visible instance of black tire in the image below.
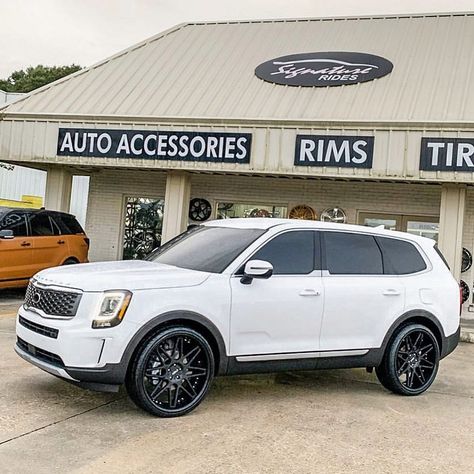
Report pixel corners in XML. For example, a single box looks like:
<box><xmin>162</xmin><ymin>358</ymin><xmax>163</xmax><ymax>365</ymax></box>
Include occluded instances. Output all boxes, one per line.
<box><xmin>376</xmin><ymin>324</ymin><xmax>440</xmax><ymax>396</ymax></box>
<box><xmin>63</xmin><ymin>258</ymin><xmax>78</xmax><ymax>265</ymax></box>
<box><xmin>126</xmin><ymin>326</ymin><xmax>214</xmax><ymax>417</ymax></box>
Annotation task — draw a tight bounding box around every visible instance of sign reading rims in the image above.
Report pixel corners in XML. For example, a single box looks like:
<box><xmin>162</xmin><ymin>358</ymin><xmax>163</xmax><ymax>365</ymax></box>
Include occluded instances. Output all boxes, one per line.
<box><xmin>295</xmin><ymin>135</ymin><xmax>374</xmax><ymax>168</ymax></box>
<box><xmin>57</xmin><ymin>128</ymin><xmax>251</xmax><ymax>163</ymax></box>
<box><xmin>255</xmin><ymin>51</ymin><xmax>393</xmax><ymax>87</ymax></box>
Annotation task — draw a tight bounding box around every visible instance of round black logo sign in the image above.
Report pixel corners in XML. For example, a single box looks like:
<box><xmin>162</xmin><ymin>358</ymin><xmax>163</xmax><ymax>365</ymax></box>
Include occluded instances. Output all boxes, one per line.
<box><xmin>255</xmin><ymin>51</ymin><xmax>393</xmax><ymax>87</ymax></box>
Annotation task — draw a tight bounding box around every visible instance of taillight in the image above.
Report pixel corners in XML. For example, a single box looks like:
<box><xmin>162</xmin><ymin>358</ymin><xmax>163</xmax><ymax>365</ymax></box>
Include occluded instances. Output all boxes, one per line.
<box><xmin>84</xmin><ymin>237</ymin><xmax>90</xmax><ymax>248</ymax></box>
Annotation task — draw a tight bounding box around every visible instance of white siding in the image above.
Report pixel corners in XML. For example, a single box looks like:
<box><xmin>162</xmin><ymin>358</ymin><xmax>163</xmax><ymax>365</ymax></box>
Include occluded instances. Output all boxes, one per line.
<box><xmin>0</xmin><ymin>164</ymin><xmax>46</xmax><ymax>201</ymax></box>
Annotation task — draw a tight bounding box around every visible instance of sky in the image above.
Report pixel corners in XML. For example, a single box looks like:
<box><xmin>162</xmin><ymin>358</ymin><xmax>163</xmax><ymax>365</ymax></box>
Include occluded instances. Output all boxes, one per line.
<box><xmin>1</xmin><ymin>0</ymin><xmax>473</xmax><ymax>77</ymax></box>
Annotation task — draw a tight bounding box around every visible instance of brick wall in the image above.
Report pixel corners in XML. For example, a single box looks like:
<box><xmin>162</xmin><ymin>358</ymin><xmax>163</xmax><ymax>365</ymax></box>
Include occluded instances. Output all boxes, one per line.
<box><xmin>86</xmin><ymin>169</ymin><xmax>167</xmax><ymax>261</ymax></box>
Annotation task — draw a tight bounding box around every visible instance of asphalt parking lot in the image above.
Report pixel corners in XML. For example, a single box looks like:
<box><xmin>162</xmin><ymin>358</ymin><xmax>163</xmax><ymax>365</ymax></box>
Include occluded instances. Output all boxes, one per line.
<box><xmin>1</xmin><ymin>296</ymin><xmax>474</xmax><ymax>473</ymax></box>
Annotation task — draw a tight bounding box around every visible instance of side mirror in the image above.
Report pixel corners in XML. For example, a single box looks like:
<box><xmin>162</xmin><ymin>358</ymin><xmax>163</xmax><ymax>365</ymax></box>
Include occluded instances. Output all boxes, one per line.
<box><xmin>0</xmin><ymin>230</ymin><xmax>14</xmax><ymax>240</ymax></box>
<box><xmin>240</xmin><ymin>259</ymin><xmax>273</xmax><ymax>285</ymax></box>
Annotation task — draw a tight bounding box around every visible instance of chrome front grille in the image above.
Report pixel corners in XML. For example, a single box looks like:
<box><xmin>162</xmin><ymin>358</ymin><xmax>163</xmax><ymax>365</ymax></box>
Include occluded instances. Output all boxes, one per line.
<box><xmin>24</xmin><ymin>281</ymin><xmax>81</xmax><ymax>317</ymax></box>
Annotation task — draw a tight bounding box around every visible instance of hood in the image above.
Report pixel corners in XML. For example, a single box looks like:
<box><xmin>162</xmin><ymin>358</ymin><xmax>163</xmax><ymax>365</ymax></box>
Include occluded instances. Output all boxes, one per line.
<box><xmin>34</xmin><ymin>260</ymin><xmax>210</xmax><ymax>292</ymax></box>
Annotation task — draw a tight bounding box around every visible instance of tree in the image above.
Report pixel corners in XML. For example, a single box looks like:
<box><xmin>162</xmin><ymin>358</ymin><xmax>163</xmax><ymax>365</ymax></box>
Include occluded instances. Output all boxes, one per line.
<box><xmin>0</xmin><ymin>64</ymin><xmax>82</xmax><ymax>93</ymax></box>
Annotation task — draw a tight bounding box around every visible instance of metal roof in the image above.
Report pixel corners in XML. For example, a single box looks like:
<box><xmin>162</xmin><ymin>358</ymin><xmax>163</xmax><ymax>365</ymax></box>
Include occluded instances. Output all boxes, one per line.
<box><xmin>1</xmin><ymin>13</ymin><xmax>474</xmax><ymax>124</ymax></box>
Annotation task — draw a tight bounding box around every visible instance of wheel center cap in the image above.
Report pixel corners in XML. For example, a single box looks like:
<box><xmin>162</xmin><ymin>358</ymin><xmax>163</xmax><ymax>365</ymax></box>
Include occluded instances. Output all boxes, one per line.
<box><xmin>168</xmin><ymin>363</ymin><xmax>183</xmax><ymax>380</ymax></box>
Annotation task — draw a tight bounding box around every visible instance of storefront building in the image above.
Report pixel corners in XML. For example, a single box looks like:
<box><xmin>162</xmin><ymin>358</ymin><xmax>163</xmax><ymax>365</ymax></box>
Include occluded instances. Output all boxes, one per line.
<box><xmin>1</xmin><ymin>13</ymin><xmax>474</xmax><ymax>313</ymax></box>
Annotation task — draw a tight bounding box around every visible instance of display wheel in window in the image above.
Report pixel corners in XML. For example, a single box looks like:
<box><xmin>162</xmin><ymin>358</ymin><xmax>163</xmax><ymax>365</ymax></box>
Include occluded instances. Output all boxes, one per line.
<box><xmin>462</xmin><ymin>248</ymin><xmax>472</xmax><ymax>273</ymax></box>
<box><xmin>289</xmin><ymin>205</ymin><xmax>316</xmax><ymax>220</ymax></box>
<box><xmin>320</xmin><ymin>207</ymin><xmax>347</xmax><ymax>223</ymax></box>
<box><xmin>460</xmin><ymin>280</ymin><xmax>470</xmax><ymax>304</ymax></box>
<box><xmin>249</xmin><ymin>208</ymin><xmax>272</xmax><ymax>218</ymax></box>
<box><xmin>189</xmin><ymin>198</ymin><xmax>212</xmax><ymax>222</ymax></box>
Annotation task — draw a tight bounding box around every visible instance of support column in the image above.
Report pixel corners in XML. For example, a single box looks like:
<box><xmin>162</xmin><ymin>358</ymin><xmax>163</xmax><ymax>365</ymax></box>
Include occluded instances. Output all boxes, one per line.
<box><xmin>44</xmin><ymin>167</ymin><xmax>73</xmax><ymax>212</ymax></box>
<box><xmin>438</xmin><ymin>184</ymin><xmax>466</xmax><ymax>280</ymax></box>
<box><xmin>161</xmin><ymin>171</ymin><xmax>191</xmax><ymax>244</ymax></box>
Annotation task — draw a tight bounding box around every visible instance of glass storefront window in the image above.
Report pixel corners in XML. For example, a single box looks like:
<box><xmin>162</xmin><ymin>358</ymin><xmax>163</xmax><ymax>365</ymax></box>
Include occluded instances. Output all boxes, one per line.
<box><xmin>217</xmin><ymin>202</ymin><xmax>287</xmax><ymax>219</ymax></box>
<box><xmin>123</xmin><ymin>197</ymin><xmax>164</xmax><ymax>260</ymax></box>
<box><xmin>359</xmin><ymin>212</ymin><xmax>439</xmax><ymax>241</ymax></box>
<box><xmin>405</xmin><ymin>220</ymin><xmax>439</xmax><ymax>242</ymax></box>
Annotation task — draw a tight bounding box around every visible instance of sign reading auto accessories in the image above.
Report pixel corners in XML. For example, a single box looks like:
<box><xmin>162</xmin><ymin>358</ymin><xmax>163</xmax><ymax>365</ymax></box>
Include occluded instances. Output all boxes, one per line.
<box><xmin>255</xmin><ymin>52</ymin><xmax>393</xmax><ymax>87</ymax></box>
<box><xmin>57</xmin><ymin>128</ymin><xmax>252</xmax><ymax>163</ymax></box>
<box><xmin>420</xmin><ymin>138</ymin><xmax>474</xmax><ymax>172</ymax></box>
<box><xmin>295</xmin><ymin>135</ymin><xmax>374</xmax><ymax>168</ymax></box>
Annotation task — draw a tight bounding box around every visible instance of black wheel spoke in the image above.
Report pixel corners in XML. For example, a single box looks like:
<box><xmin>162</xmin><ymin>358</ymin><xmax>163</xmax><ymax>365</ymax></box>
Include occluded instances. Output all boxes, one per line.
<box><xmin>170</xmin><ymin>385</ymin><xmax>180</xmax><ymax>408</ymax></box>
<box><xmin>183</xmin><ymin>346</ymin><xmax>201</xmax><ymax>365</ymax></box>
<box><xmin>150</xmin><ymin>381</ymin><xmax>169</xmax><ymax>400</ymax></box>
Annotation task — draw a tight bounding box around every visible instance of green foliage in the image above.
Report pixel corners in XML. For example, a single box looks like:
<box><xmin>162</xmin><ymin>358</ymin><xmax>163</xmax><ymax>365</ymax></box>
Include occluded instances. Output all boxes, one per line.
<box><xmin>0</xmin><ymin>64</ymin><xmax>82</xmax><ymax>93</ymax></box>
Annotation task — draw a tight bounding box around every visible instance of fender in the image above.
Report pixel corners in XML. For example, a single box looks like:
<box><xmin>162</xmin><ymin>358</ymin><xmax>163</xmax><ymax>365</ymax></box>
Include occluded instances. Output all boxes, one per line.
<box><xmin>65</xmin><ymin>311</ymin><xmax>229</xmax><ymax>385</ymax></box>
<box><xmin>120</xmin><ymin>310</ymin><xmax>229</xmax><ymax>375</ymax></box>
<box><xmin>379</xmin><ymin>309</ymin><xmax>446</xmax><ymax>356</ymax></box>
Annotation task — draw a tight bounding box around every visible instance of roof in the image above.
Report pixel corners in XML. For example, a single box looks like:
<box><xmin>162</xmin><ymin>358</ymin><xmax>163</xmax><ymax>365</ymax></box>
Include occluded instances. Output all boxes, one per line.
<box><xmin>1</xmin><ymin>13</ymin><xmax>474</xmax><ymax>124</ymax></box>
<box><xmin>204</xmin><ymin>218</ymin><xmax>433</xmax><ymax>245</ymax></box>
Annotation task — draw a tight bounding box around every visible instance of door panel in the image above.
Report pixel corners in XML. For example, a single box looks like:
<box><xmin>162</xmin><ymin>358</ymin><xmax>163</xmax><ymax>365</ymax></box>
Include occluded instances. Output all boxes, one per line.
<box><xmin>28</xmin><ymin>212</ymin><xmax>67</xmax><ymax>274</ymax></box>
<box><xmin>321</xmin><ymin>275</ymin><xmax>405</xmax><ymax>350</ymax></box>
<box><xmin>230</xmin><ymin>274</ymin><xmax>324</xmax><ymax>355</ymax></box>
<box><xmin>320</xmin><ymin>231</ymin><xmax>406</xmax><ymax>351</ymax></box>
<box><xmin>0</xmin><ymin>237</ymin><xmax>34</xmax><ymax>282</ymax></box>
<box><xmin>230</xmin><ymin>230</ymin><xmax>323</xmax><ymax>356</ymax></box>
<box><xmin>0</xmin><ymin>211</ymin><xmax>34</xmax><ymax>283</ymax></box>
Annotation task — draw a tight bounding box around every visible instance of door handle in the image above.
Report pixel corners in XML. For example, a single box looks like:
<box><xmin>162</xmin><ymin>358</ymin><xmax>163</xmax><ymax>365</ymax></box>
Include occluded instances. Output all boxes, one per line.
<box><xmin>21</xmin><ymin>241</ymin><xmax>31</xmax><ymax>247</ymax></box>
<box><xmin>299</xmin><ymin>289</ymin><xmax>321</xmax><ymax>297</ymax></box>
<box><xmin>383</xmin><ymin>289</ymin><xmax>401</xmax><ymax>296</ymax></box>
<box><xmin>57</xmin><ymin>240</ymin><xmax>65</xmax><ymax>244</ymax></box>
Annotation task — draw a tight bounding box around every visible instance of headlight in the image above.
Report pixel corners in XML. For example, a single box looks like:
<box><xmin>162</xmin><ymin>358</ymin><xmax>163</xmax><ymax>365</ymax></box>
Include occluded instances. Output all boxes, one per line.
<box><xmin>92</xmin><ymin>290</ymin><xmax>132</xmax><ymax>329</ymax></box>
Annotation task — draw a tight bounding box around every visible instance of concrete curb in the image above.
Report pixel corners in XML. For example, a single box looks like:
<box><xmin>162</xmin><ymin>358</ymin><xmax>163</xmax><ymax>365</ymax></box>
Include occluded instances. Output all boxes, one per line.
<box><xmin>461</xmin><ymin>330</ymin><xmax>474</xmax><ymax>343</ymax></box>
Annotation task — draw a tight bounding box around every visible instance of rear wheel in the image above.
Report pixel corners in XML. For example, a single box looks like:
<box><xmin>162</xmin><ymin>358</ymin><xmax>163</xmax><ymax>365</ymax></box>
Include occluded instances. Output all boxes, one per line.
<box><xmin>62</xmin><ymin>258</ymin><xmax>78</xmax><ymax>265</ymax></box>
<box><xmin>376</xmin><ymin>324</ymin><xmax>439</xmax><ymax>396</ymax></box>
<box><xmin>126</xmin><ymin>327</ymin><xmax>214</xmax><ymax>417</ymax></box>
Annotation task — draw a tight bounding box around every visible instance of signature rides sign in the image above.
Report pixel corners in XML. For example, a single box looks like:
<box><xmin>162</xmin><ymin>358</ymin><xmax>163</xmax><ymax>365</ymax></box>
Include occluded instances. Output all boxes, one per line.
<box><xmin>255</xmin><ymin>51</ymin><xmax>393</xmax><ymax>87</ymax></box>
<box><xmin>57</xmin><ymin>128</ymin><xmax>252</xmax><ymax>163</ymax></box>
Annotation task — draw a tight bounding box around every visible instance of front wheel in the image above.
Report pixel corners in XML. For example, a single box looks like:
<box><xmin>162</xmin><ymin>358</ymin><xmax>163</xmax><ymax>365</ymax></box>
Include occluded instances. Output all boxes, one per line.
<box><xmin>376</xmin><ymin>324</ymin><xmax>440</xmax><ymax>396</ymax></box>
<box><xmin>126</xmin><ymin>327</ymin><xmax>214</xmax><ymax>417</ymax></box>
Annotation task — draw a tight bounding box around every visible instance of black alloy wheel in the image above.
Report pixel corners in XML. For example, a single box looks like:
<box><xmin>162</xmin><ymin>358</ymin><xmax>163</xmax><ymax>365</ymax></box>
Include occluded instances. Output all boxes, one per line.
<box><xmin>126</xmin><ymin>327</ymin><xmax>214</xmax><ymax>417</ymax></box>
<box><xmin>376</xmin><ymin>324</ymin><xmax>440</xmax><ymax>396</ymax></box>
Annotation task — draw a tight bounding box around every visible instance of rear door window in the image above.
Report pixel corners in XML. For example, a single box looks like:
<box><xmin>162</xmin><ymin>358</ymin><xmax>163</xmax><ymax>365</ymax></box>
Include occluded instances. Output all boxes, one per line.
<box><xmin>324</xmin><ymin>231</ymin><xmax>383</xmax><ymax>275</ymax></box>
<box><xmin>0</xmin><ymin>212</ymin><xmax>28</xmax><ymax>237</ymax></box>
<box><xmin>55</xmin><ymin>214</ymin><xmax>84</xmax><ymax>234</ymax></box>
<box><xmin>29</xmin><ymin>213</ymin><xmax>54</xmax><ymax>236</ymax></box>
<box><xmin>377</xmin><ymin>237</ymin><xmax>427</xmax><ymax>274</ymax></box>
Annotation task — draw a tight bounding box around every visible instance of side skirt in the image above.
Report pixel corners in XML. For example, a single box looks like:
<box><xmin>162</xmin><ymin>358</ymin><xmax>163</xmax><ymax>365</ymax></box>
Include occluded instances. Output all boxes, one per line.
<box><xmin>225</xmin><ymin>348</ymin><xmax>384</xmax><ymax>376</ymax></box>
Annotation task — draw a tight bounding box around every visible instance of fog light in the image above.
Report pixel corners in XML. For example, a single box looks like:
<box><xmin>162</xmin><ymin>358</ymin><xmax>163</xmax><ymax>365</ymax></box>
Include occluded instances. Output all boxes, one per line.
<box><xmin>92</xmin><ymin>291</ymin><xmax>132</xmax><ymax>329</ymax></box>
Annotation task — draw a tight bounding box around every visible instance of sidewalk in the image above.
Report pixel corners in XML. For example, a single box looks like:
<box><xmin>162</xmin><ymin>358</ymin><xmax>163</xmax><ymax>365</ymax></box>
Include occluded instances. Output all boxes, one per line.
<box><xmin>461</xmin><ymin>318</ymin><xmax>474</xmax><ymax>343</ymax></box>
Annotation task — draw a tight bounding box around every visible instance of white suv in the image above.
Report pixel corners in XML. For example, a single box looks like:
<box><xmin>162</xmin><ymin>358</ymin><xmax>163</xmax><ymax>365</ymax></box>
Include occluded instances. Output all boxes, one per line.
<box><xmin>15</xmin><ymin>219</ymin><xmax>460</xmax><ymax>417</ymax></box>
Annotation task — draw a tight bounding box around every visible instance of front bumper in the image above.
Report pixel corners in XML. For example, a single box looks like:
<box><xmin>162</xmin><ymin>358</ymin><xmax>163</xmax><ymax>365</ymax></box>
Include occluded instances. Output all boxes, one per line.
<box><xmin>15</xmin><ymin>304</ymin><xmax>135</xmax><ymax>391</ymax></box>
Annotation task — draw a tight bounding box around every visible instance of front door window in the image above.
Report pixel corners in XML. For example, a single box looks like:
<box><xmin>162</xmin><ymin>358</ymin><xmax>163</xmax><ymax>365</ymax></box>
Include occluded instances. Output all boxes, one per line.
<box><xmin>123</xmin><ymin>197</ymin><xmax>164</xmax><ymax>260</ymax></box>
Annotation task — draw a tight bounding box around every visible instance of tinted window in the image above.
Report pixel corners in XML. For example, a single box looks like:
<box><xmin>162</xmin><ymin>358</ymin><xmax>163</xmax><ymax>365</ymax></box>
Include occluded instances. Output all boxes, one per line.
<box><xmin>0</xmin><ymin>212</ymin><xmax>28</xmax><ymax>237</ymax></box>
<box><xmin>55</xmin><ymin>214</ymin><xmax>84</xmax><ymax>234</ymax></box>
<box><xmin>377</xmin><ymin>237</ymin><xmax>427</xmax><ymax>274</ymax></box>
<box><xmin>324</xmin><ymin>232</ymin><xmax>383</xmax><ymax>275</ymax></box>
<box><xmin>29</xmin><ymin>213</ymin><xmax>54</xmax><ymax>236</ymax></box>
<box><xmin>149</xmin><ymin>226</ymin><xmax>265</xmax><ymax>273</ymax></box>
<box><xmin>251</xmin><ymin>231</ymin><xmax>315</xmax><ymax>275</ymax></box>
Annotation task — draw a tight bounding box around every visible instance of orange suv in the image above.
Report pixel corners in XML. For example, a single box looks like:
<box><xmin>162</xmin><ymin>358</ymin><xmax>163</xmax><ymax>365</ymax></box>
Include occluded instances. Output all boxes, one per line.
<box><xmin>0</xmin><ymin>207</ymin><xmax>89</xmax><ymax>289</ymax></box>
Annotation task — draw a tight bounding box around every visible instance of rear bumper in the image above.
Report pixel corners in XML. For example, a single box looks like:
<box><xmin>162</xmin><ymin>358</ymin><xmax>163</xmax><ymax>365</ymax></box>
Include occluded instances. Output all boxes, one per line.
<box><xmin>441</xmin><ymin>325</ymin><xmax>460</xmax><ymax>359</ymax></box>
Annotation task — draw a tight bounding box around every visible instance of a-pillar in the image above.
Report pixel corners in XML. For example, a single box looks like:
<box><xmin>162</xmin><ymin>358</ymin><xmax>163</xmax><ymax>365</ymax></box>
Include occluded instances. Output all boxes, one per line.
<box><xmin>438</xmin><ymin>184</ymin><xmax>466</xmax><ymax>280</ymax></box>
<box><xmin>44</xmin><ymin>166</ymin><xmax>73</xmax><ymax>212</ymax></box>
<box><xmin>161</xmin><ymin>171</ymin><xmax>191</xmax><ymax>244</ymax></box>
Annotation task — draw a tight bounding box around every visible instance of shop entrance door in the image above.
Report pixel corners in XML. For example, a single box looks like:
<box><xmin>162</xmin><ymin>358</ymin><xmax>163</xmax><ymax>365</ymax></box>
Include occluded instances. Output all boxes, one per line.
<box><xmin>358</xmin><ymin>212</ymin><xmax>439</xmax><ymax>241</ymax></box>
<box><xmin>123</xmin><ymin>197</ymin><xmax>164</xmax><ymax>259</ymax></box>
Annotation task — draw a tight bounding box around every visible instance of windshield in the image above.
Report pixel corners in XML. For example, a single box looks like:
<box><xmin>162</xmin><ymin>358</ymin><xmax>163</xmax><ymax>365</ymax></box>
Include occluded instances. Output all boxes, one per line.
<box><xmin>147</xmin><ymin>225</ymin><xmax>266</xmax><ymax>273</ymax></box>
